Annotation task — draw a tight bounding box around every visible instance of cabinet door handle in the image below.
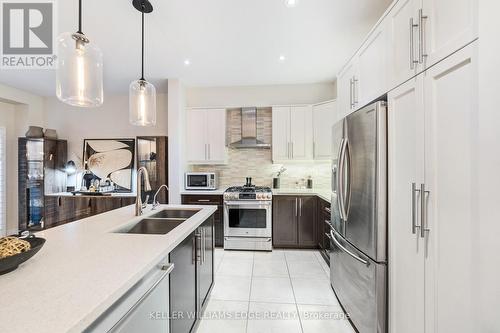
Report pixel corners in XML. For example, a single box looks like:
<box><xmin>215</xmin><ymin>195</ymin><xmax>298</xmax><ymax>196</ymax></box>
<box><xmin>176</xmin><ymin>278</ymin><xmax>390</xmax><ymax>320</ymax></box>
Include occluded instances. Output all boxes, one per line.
<box><xmin>420</xmin><ymin>184</ymin><xmax>430</xmax><ymax>238</ymax></box>
<box><xmin>198</xmin><ymin>199</ymin><xmax>210</xmax><ymax>202</ymax></box>
<box><xmin>418</xmin><ymin>9</ymin><xmax>428</xmax><ymax>64</ymax></box>
<box><xmin>349</xmin><ymin>78</ymin><xmax>354</xmax><ymax>108</ymax></box>
<box><xmin>324</xmin><ymin>207</ymin><xmax>331</xmax><ymax>214</ymax></box>
<box><xmin>353</xmin><ymin>76</ymin><xmax>358</xmax><ymax>106</ymax></box>
<box><xmin>409</xmin><ymin>18</ymin><xmax>418</xmax><ymax>70</ymax></box>
<box><xmin>411</xmin><ymin>183</ymin><xmax>421</xmax><ymax>234</ymax></box>
<box><xmin>192</xmin><ymin>236</ymin><xmax>196</xmax><ymax>264</ymax></box>
<box><xmin>299</xmin><ymin>198</ymin><xmax>302</xmax><ymax>217</ymax></box>
<box><xmin>295</xmin><ymin>198</ymin><xmax>298</xmax><ymax>217</ymax></box>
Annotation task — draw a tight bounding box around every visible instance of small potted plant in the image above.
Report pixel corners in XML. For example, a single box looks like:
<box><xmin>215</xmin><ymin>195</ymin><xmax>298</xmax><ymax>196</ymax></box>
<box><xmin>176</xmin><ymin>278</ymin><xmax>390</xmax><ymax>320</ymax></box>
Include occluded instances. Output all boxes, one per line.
<box><xmin>273</xmin><ymin>166</ymin><xmax>287</xmax><ymax>189</ymax></box>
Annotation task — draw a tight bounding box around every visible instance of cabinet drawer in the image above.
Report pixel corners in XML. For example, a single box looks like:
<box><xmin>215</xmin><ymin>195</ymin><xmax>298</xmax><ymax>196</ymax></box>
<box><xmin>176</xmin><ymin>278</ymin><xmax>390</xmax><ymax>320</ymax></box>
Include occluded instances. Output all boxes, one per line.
<box><xmin>181</xmin><ymin>195</ymin><xmax>222</xmax><ymax>205</ymax></box>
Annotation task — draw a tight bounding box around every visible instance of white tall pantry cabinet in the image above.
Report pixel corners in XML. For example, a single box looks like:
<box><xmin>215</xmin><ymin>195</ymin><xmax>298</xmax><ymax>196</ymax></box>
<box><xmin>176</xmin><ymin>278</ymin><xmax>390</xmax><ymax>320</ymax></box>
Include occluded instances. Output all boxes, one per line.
<box><xmin>388</xmin><ymin>44</ymin><xmax>476</xmax><ymax>333</ymax></box>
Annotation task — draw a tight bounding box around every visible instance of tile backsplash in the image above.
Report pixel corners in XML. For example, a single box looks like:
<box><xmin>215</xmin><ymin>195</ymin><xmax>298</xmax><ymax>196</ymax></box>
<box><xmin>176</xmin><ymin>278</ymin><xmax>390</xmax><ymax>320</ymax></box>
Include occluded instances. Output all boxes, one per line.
<box><xmin>190</xmin><ymin>108</ymin><xmax>331</xmax><ymax>190</ymax></box>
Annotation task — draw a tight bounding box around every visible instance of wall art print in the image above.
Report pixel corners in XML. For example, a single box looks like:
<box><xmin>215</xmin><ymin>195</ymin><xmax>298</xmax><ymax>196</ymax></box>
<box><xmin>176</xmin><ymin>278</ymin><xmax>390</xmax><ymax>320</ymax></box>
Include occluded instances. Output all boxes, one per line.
<box><xmin>83</xmin><ymin>139</ymin><xmax>135</xmax><ymax>192</ymax></box>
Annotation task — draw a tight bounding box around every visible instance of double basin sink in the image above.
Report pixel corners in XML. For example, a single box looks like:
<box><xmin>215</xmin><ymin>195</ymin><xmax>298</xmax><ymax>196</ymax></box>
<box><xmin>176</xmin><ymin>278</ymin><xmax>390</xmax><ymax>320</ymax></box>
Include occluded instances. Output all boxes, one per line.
<box><xmin>115</xmin><ymin>209</ymin><xmax>200</xmax><ymax>235</ymax></box>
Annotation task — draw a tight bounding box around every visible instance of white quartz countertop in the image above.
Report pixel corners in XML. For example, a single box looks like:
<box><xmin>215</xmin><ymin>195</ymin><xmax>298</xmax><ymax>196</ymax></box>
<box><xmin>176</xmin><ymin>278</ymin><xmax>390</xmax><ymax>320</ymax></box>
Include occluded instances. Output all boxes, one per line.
<box><xmin>272</xmin><ymin>188</ymin><xmax>331</xmax><ymax>203</ymax></box>
<box><xmin>0</xmin><ymin>204</ymin><xmax>217</xmax><ymax>333</ymax></box>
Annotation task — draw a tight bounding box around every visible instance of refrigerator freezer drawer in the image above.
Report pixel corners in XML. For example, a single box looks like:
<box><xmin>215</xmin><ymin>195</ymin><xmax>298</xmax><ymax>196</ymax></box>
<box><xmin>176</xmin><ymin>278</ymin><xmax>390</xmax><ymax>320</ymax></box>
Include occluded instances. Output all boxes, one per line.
<box><xmin>330</xmin><ymin>231</ymin><xmax>387</xmax><ymax>333</ymax></box>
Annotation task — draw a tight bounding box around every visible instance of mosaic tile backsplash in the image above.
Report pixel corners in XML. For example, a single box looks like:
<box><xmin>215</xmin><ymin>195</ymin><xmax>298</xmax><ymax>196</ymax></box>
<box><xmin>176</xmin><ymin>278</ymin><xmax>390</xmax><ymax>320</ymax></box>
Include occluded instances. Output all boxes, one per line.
<box><xmin>190</xmin><ymin>108</ymin><xmax>331</xmax><ymax>190</ymax></box>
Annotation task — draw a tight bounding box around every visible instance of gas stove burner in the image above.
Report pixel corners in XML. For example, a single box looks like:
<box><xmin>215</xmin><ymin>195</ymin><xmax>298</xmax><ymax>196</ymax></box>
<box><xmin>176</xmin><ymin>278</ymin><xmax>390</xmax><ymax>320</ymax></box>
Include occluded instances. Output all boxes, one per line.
<box><xmin>224</xmin><ymin>185</ymin><xmax>273</xmax><ymax>201</ymax></box>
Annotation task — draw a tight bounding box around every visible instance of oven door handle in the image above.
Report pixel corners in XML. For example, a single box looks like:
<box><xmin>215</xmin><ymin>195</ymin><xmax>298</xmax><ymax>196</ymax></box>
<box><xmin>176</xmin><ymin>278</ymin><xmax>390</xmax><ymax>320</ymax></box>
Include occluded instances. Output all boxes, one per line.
<box><xmin>224</xmin><ymin>201</ymin><xmax>272</xmax><ymax>208</ymax></box>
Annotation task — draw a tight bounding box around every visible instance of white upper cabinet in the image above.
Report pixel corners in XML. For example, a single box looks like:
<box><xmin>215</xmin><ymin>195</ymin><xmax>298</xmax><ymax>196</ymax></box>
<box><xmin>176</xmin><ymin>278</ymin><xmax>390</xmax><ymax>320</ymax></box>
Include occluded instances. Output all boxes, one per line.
<box><xmin>337</xmin><ymin>58</ymin><xmax>359</xmax><ymax>119</ymax></box>
<box><xmin>272</xmin><ymin>106</ymin><xmax>313</xmax><ymax>162</ymax></box>
<box><xmin>271</xmin><ymin>106</ymin><xmax>290</xmax><ymax>162</ymax></box>
<box><xmin>186</xmin><ymin>108</ymin><xmax>227</xmax><ymax>165</ymax></box>
<box><xmin>421</xmin><ymin>0</ymin><xmax>477</xmax><ymax>69</ymax></box>
<box><xmin>312</xmin><ymin>101</ymin><xmax>338</xmax><ymax>160</ymax></box>
<box><xmin>290</xmin><ymin>106</ymin><xmax>313</xmax><ymax>161</ymax></box>
<box><xmin>389</xmin><ymin>0</ymin><xmax>421</xmax><ymax>88</ymax></box>
<box><xmin>358</xmin><ymin>18</ymin><xmax>390</xmax><ymax>107</ymax></box>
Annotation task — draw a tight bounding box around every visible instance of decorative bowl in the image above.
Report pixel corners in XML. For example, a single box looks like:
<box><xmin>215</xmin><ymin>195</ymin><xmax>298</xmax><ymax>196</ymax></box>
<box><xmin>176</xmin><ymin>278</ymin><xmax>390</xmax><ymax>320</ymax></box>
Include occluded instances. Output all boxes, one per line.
<box><xmin>0</xmin><ymin>236</ymin><xmax>46</xmax><ymax>275</ymax></box>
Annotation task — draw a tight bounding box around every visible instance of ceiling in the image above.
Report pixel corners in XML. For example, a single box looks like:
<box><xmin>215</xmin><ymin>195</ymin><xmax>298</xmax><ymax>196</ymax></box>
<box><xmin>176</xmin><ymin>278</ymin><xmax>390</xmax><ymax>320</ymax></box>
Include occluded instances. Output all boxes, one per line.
<box><xmin>0</xmin><ymin>0</ymin><xmax>391</xmax><ymax>96</ymax></box>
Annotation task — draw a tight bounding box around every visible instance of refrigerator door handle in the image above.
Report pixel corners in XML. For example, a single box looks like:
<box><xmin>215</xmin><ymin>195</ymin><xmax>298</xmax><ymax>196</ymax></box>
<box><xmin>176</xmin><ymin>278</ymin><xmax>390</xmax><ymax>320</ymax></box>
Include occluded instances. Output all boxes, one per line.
<box><xmin>331</xmin><ymin>230</ymin><xmax>369</xmax><ymax>266</ymax></box>
<box><xmin>343</xmin><ymin>139</ymin><xmax>351</xmax><ymax>218</ymax></box>
<box><xmin>338</xmin><ymin>139</ymin><xmax>348</xmax><ymax>221</ymax></box>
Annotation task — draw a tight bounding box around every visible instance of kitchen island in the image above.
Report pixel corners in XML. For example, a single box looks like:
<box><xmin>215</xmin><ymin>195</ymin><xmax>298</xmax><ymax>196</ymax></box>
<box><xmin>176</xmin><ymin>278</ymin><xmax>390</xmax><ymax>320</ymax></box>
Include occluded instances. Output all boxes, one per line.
<box><xmin>0</xmin><ymin>204</ymin><xmax>217</xmax><ymax>333</ymax></box>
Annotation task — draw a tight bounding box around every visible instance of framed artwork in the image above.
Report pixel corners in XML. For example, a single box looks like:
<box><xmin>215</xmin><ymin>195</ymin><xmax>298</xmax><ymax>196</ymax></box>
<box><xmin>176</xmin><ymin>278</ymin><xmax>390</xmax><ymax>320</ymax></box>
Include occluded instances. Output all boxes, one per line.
<box><xmin>83</xmin><ymin>139</ymin><xmax>135</xmax><ymax>192</ymax></box>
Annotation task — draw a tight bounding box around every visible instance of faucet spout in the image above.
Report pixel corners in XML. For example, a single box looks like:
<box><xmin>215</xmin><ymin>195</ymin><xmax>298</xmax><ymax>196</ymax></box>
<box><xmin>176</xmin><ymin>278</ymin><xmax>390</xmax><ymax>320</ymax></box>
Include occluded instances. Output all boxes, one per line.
<box><xmin>152</xmin><ymin>184</ymin><xmax>169</xmax><ymax>210</ymax></box>
<box><xmin>136</xmin><ymin>167</ymin><xmax>152</xmax><ymax>216</ymax></box>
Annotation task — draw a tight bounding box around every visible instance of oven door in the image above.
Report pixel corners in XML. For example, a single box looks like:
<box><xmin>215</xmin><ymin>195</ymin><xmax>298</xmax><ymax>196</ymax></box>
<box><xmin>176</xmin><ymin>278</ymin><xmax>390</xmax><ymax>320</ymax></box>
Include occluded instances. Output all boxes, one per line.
<box><xmin>224</xmin><ymin>201</ymin><xmax>272</xmax><ymax>238</ymax></box>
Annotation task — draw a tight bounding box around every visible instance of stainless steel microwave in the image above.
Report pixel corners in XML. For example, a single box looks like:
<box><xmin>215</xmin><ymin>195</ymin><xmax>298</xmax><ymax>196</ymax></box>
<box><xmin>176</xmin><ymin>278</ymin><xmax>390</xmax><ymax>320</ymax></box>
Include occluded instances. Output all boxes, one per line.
<box><xmin>185</xmin><ymin>172</ymin><xmax>218</xmax><ymax>190</ymax></box>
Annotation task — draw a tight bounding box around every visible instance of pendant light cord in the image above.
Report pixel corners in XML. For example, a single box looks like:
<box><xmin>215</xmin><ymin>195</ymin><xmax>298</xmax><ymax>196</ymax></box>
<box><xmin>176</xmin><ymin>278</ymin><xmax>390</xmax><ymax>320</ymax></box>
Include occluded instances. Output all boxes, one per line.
<box><xmin>141</xmin><ymin>9</ymin><xmax>145</xmax><ymax>81</ymax></box>
<box><xmin>77</xmin><ymin>0</ymin><xmax>82</xmax><ymax>34</ymax></box>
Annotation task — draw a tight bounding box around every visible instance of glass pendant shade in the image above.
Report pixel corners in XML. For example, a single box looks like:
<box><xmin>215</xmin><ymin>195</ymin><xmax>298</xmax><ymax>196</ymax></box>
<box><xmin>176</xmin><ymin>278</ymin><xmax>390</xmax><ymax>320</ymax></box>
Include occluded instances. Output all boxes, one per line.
<box><xmin>56</xmin><ymin>32</ymin><xmax>104</xmax><ymax>107</ymax></box>
<box><xmin>129</xmin><ymin>79</ymin><xmax>156</xmax><ymax>126</ymax></box>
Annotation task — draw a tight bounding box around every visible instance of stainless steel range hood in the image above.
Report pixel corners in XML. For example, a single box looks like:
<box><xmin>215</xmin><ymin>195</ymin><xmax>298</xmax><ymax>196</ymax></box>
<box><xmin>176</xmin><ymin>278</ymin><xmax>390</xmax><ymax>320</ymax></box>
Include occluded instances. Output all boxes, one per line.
<box><xmin>230</xmin><ymin>108</ymin><xmax>271</xmax><ymax>149</ymax></box>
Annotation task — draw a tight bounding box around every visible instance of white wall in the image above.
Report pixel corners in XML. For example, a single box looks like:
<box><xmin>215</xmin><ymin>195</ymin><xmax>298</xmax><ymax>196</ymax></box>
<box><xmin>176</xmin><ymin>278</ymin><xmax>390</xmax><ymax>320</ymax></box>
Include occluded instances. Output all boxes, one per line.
<box><xmin>167</xmin><ymin>79</ymin><xmax>187</xmax><ymax>204</ymax></box>
<box><xmin>0</xmin><ymin>84</ymin><xmax>45</xmax><ymax>234</ymax></box>
<box><xmin>44</xmin><ymin>94</ymin><xmax>168</xmax><ymax>160</ymax></box>
<box><xmin>478</xmin><ymin>0</ymin><xmax>500</xmax><ymax>331</ymax></box>
<box><xmin>186</xmin><ymin>82</ymin><xmax>336</xmax><ymax>108</ymax></box>
<box><xmin>0</xmin><ymin>102</ymin><xmax>18</xmax><ymax>234</ymax></box>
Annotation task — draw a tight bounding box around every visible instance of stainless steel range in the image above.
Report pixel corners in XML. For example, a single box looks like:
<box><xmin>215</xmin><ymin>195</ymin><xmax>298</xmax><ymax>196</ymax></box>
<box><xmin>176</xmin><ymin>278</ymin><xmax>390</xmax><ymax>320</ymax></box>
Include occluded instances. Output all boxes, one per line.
<box><xmin>223</xmin><ymin>178</ymin><xmax>272</xmax><ymax>251</ymax></box>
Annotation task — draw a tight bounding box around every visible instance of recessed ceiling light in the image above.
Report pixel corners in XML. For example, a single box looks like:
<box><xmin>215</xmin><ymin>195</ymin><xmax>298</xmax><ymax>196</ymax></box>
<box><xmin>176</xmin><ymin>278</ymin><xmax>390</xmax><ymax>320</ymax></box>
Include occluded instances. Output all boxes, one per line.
<box><xmin>279</xmin><ymin>55</ymin><xmax>286</xmax><ymax>62</ymax></box>
<box><xmin>184</xmin><ymin>59</ymin><xmax>191</xmax><ymax>66</ymax></box>
<box><xmin>285</xmin><ymin>0</ymin><xmax>298</xmax><ymax>8</ymax></box>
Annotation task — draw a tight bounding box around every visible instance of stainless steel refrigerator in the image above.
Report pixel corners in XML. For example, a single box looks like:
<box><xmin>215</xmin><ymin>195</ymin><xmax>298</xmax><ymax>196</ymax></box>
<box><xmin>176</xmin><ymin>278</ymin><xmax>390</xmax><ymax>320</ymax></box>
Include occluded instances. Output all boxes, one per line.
<box><xmin>329</xmin><ymin>101</ymin><xmax>387</xmax><ymax>333</ymax></box>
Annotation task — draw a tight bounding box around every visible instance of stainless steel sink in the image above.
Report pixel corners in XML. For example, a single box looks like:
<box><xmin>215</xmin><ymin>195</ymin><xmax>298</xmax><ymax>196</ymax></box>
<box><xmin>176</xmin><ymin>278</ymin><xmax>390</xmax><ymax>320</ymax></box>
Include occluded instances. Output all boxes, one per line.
<box><xmin>116</xmin><ymin>218</ymin><xmax>186</xmax><ymax>235</ymax></box>
<box><xmin>113</xmin><ymin>209</ymin><xmax>201</xmax><ymax>235</ymax></box>
<box><xmin>149</xmin><ymin>209</ymin><xmax>200</xmax><ymax>219</ymax></box>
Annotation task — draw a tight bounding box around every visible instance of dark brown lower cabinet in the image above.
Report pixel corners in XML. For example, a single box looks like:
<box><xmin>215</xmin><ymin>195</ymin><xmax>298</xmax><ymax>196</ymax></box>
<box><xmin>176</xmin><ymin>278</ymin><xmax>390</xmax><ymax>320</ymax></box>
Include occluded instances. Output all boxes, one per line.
<box><xmin>317</xmin><ymin>198</ymin><xmax>331</xmax><ymax>265</ymax></box>
<box><xmin>42</xmin><ymin>196</ymin><xmax>136</xmax><ymax>229</ymax></box>
<box><xmin>273</xmin><ymin>196</ymin><xmax>299</xmax><ymax>247</ymax></box>
<box><xmin>273</xmin><ymin>196</ymin><xmax>318</xmax><ymax>249</ymax></box>
<box><xmin>170</xmin><ymin>216</ymin><xmax>214</xmax><ymax>333</ymax></box>
<box><xmin>181</xmin><ymin>195</ymin><xmax>224</xmax><ymax>248</ymax></box>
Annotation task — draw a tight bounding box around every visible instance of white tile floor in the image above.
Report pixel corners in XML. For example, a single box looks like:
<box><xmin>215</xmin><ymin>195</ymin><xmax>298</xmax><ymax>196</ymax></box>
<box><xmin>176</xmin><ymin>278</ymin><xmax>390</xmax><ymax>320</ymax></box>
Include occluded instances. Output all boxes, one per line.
<box><xmin>195</xmin><ymin>249</ymin><xmax>355</xmax><ymax>333</ymax></box>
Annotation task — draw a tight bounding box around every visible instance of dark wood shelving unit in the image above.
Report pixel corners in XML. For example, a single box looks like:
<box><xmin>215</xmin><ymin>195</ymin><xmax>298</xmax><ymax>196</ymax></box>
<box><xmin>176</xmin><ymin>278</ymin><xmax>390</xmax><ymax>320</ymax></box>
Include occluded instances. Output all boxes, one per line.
<box><xmin>137</xmin><ymin>136</ymin><xmax>168</xmax><ymax>204</ymax></box>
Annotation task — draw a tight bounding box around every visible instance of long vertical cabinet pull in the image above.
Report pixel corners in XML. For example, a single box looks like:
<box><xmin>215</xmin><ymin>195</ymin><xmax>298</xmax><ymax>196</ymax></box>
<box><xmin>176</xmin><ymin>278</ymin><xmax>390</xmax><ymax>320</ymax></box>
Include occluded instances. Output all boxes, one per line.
<box><xmin>192</xmin><ymin>236</ymin><xmax>196</xmax><ymax>264</ymax></box>
<box><xmin>411</xmin><ymin>183</ymin><xmax>421</xmax><ymax>234</ymax></box>
<box><xmin>295</xmin><ymin>198</ymin><xmax>298</xmax><ymax>217</ymax></box>
<box><xmin>349</xmin><ymin>78</ymin><xmax>354</xmax><ymax>109</ymax></box>
<box><xmin>352</xmin><ymin>77</ymin><xmax>358</xmax><ymax>107</ymax></box>
<box><xmin>418</xmin><ymin>9</ymin><xmax>428</xmax><ymax>64</ymax></box>
<box><xmin>420</xmin><ymin>184</ymin><xmax>430</xmax><ymax>238</ymax></box>
<box><xmin>409</xmin><ymin>18</ymin><xmax>419</xmax><ymax>69</ymax></box>
<box><xmin>299</xmin><ymin>198</ymin><xmax>302</xmax><ymax>217</ymax></box>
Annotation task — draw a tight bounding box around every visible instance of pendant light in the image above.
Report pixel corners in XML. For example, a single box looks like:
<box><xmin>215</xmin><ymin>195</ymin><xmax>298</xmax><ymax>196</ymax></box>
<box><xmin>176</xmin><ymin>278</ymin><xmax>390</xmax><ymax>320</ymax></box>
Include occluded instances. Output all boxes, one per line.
<box><xmin>56</xmin><ymin>0</ymin><xmax>104</xmax><ymax>107</ymax></box>
<box><xmin>129</xmin><ymin>0</ymin><xmax>156</xmax><ymax>127</ymax></box>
